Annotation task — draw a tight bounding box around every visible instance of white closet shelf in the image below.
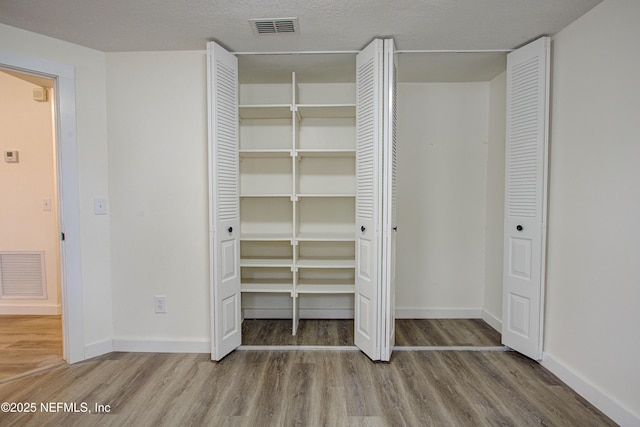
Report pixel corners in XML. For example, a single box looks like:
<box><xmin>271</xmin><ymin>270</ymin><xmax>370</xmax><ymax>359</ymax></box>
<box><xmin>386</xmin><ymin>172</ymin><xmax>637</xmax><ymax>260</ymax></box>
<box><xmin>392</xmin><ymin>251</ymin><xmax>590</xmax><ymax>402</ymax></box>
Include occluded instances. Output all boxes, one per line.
<box><xmin>296</xmin><ymin>232</ymin><xmax>355</xmax><ymax>242</ymax></box>
<box><xmin>296</xmin><ymin>104</ymin><xmax>356</xmax><ymax>118</ymax></box>
<box><xmin>240</xmin><ymin>193</ymin><xmax>293</xmax><ymax>198</ymax></box>
<box><xmin>241</xmin><ymin>281</ymin><xmax>293</xmax><ymax>293</ymax></box>
<box><xmin>296</xmin><ymin>193</ymin><xmax>355</xmax><ymax>198</ymax></box>
<box><xmin>241</xmin><ymin>233</ymin><xmax>293</xmax><ymax>242</ymax></box>
<box><xmin>239</xmin><ymin>104</ymin><xmax>293</xmax><ymax>119</ymax></box>
<box><xmin>241</xmin><ymin>258</ymin><xmax>294</xmax><ymax>268</ymax></box>
<box><xmin>295</xmin><ymin>149</ymin><xmax>355</xmax><ymax>158</ymax></box>
<box><xmin>296</xmin><ymin>258</ymin><xmax>355</xmax><ymax>268</ymax></box>
<box><xmin>296</xmin><ymin>283</ymin><xmax>356</xmax><ymax>296</ymax></box>
<box><xmin>240</xmin><ymin>149</ymin><xmax>293</xmax><ymax>158</ymax></box>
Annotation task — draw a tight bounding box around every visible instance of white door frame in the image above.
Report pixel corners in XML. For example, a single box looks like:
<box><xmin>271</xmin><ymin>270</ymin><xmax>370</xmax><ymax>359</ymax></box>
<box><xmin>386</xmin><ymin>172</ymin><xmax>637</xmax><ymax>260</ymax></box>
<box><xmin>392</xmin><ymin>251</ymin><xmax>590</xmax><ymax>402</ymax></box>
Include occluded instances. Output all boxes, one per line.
<box><xmin>0</xmin><ymin>50</ymin><xmax>85</xmax><ymax>363</ymax></box>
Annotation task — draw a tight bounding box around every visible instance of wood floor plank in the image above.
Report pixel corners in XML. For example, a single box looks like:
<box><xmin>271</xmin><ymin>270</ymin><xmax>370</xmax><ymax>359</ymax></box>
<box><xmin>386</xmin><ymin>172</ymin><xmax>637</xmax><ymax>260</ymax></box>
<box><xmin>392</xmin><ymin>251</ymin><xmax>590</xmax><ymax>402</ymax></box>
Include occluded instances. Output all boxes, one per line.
<box><xmin>369</xmin><ymin>358</ymin><xmax>422</xmax><ymax>426</ymax></box>
<box><xmin>183</xmin><ymin>352</ymin><xmax>258</xmax><ymax>425</ymax></box>
<box><xmin>282</xmin><ymin>361</ymin><xmax>316</xmax><ymax>425</ymax></box>
<box><xmin>386</xmin><ymin>351</ymin><xmax>452</xmax><ymax>426</ymax></box>
<box><xmin>243</xmin><ymin>351</ymin><xmax>290</xmax><ymax>425</ymax></box>
<box><xmin>341</xmin><ymin>351</ymin><xmax>384</xmax><ymax>418</ymax></box>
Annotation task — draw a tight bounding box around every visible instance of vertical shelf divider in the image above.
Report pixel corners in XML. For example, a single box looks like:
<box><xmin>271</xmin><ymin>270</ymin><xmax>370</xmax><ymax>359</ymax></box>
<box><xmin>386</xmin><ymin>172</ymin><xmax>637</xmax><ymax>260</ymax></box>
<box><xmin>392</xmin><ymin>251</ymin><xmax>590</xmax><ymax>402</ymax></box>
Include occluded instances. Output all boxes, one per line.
<box><xmin>291</xmin><ymin>71</ymin><xmax>299</xmax><ymax>335</ymax></box>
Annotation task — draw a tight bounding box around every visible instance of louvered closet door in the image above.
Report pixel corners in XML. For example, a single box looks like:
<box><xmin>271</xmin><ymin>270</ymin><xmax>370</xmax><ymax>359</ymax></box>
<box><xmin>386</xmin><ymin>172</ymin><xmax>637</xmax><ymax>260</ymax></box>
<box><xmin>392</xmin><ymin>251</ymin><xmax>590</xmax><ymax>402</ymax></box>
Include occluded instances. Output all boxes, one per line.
<box><xmin>208</xmin><ymin>42</ymin><xmax>241</xmax><ymax>361</ymax></box>
<box><xmin>355</xmin><ymin>39</ymin><xmax>384</xmax><ymax>361</ymax></box>
<box><xmin>380</xmin><ymin>39</ymin><xmax>397</xmax><ymax>362</ymax></box>
<box><xmin>502</xmin><ymin>37</ymin><xmax>550</xmax><ymax>360</ymax></box>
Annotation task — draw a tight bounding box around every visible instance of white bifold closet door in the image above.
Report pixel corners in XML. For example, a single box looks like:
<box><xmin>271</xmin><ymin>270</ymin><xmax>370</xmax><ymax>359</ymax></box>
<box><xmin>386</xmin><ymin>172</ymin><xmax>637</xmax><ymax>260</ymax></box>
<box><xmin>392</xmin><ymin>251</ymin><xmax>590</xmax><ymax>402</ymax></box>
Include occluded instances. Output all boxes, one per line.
<box><xmin>502</xmin><ymin>37</ymin><xmax>551</xmax><ymax>361</ymax></box>
<box><xmin>208</xmin><ymin>42</ymin><xmax>242</xmax><ymax>361</ymax></box>
<box><xmin>355</xmin><ymin>38</ymin><xmax>397</xmax><ymax>362</ymax></box>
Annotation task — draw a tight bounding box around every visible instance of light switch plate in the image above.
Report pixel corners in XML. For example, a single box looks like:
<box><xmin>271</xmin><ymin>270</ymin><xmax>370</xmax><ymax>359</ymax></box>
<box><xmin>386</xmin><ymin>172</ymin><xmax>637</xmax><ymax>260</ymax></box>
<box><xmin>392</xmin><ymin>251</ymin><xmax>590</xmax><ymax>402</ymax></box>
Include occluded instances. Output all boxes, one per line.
<box><xmin>93</xmin><ymin>198</ymin><xmax>108</xmax><ymax>215</ymax></box>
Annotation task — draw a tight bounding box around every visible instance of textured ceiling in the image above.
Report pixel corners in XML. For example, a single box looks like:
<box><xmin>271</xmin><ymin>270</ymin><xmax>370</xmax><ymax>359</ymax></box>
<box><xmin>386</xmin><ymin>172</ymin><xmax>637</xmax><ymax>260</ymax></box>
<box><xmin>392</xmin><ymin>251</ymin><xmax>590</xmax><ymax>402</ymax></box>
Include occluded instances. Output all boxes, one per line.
<box><xmin>0</xmin><ymin>0</ymin><xmax>602</xmax><ymax>82</ymax></box>
<box><xmin>0</xmin><ymin>0</ymin><xmax>603</xmax><ymax>52</ymax></box>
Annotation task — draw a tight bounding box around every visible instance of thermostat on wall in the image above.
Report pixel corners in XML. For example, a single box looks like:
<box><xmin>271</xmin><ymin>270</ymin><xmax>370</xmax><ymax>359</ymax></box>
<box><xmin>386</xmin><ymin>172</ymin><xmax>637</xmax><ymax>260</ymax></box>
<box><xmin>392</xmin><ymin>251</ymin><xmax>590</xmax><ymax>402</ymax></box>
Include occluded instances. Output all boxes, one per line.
<box><xmin>4</xmin><ymin>151</ymin><xmax>19</xmax><ymax>163</ymax></box>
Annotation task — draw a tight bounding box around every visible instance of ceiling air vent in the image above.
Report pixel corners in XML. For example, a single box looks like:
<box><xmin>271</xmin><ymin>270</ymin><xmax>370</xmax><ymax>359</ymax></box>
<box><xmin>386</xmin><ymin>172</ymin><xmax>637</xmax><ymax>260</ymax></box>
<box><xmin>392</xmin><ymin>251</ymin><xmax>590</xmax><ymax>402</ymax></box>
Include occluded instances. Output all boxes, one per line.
<box><xmin>250</xmin><ymin>18</ymin><xmax>299</xmax><ymax>35</ymax></box>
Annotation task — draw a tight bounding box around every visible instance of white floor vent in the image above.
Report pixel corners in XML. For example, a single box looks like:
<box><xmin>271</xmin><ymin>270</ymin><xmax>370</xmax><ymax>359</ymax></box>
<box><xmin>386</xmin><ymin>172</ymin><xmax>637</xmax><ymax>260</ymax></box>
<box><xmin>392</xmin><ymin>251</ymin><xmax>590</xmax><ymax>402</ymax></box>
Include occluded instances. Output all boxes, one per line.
<box><xmin>0</xmin><ymin>252</ymin><xmax>47</xmax><ymax>299</ymax></box>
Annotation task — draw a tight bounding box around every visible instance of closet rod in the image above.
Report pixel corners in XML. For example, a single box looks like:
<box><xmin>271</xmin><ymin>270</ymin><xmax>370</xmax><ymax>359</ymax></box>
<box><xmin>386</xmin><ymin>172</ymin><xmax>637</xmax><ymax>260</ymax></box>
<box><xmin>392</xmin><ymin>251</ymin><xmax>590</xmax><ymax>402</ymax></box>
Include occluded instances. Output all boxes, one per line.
<box><xmin>234</xmin><ymin>50</ymin><xmax>360</xmax><ymax>55</ymax></box>
<box><xmin>233</xmin><ymin>49</ymin><xmax>513</xmax><ymax>56</ymax></box>
<box><xmin>396</xmin><ymin>49</ymin><xmax>513</xmax><ymax>54</ymax></box>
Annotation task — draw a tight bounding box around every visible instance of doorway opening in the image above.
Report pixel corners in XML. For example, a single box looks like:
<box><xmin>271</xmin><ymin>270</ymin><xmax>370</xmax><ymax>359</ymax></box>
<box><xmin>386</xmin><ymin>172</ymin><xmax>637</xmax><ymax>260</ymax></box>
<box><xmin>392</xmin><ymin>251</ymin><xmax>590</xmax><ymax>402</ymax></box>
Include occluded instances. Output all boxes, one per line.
<box><xmin>0</xmin><ymin>68</ymin><xmax>63</xmax><ymax>381</ymax></box>
<box><xmin>0</xmin><ymin>49</ymin><xmax>84</xmax><ymax>365</ymax></box>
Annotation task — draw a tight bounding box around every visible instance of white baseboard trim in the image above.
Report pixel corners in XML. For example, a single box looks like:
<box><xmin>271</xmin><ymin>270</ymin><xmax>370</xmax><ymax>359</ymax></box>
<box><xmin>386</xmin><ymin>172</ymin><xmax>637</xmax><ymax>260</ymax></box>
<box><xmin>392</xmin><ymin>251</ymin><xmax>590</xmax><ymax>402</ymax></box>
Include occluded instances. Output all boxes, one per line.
<box><xmin>0</xmin><ymin>304</ymin><xmax>61</xmax><ymax>315</ymax></box>
<box><xmin>481</xmin><ymin>309</ymin><xmax>502</xmax><ymax>332</ymax></box>
<box><xmin>394</xmin><ymin>345</ymin><xmax>508</xmax><ymax>352</ymax></box>
<box><xmin>84</xmin><ymin>339</ymin><xmax>114</xmax><ymax>360</ymax></box>
<box><xmin>243</xmin><ymin>308</ymin><xmax>354</xmax><ymax>319</ymax></box>
<box><xmin>394</xmin><ymin>308</ymin><xmax>482</xmax><ymax>319</ymax></box>
<box><xmin>541</xmin><ymin>352</ymin><xmax>640</xmax><ymax>427</ymax></box>
<box><xmin>239</xmin><ymin>345</ymin><xmax>358</xmax><ymax>351</ymax></box>
<box><xmin>112</xmin><ymin>338</ymin><xmax>210</xmax><ymax>354</ymax></box>
<box><xmin>246</xmin><ymin>308</ymin><xmax>500</xmax><ymax>322</ymax></box>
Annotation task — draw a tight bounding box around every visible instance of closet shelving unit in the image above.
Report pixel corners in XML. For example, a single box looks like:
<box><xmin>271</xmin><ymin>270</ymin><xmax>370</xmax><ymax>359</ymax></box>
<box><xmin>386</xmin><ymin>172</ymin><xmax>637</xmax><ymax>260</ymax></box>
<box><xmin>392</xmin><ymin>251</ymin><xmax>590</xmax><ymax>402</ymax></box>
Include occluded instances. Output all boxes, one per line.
<box><xmin>238</xmin><ymin>72</ymin><xmax>357</xmax><ymax>334</ymax></box>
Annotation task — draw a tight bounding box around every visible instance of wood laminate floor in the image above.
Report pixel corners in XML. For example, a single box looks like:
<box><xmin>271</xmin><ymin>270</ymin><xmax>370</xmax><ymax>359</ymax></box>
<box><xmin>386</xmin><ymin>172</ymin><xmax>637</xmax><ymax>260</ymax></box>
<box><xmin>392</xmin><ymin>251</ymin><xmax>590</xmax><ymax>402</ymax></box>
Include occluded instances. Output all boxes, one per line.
<box><xmin>396</xmin><ymin>319</ymin><xmax>501</xmax><ymax>346</ymax></box>
<box><xmin>0</xmin><ymin>315</ymin><xmax>63</xmax><ymax>383</ymax></box>
<box><xmin>242</xmin><ymin>318</ymin><xmax>501</xmax><ymax>347</ymax></box>
<box><xmin>0</xmin><ymin>350</ymin><xmax>615</xmax><ymax>426</ymax></box>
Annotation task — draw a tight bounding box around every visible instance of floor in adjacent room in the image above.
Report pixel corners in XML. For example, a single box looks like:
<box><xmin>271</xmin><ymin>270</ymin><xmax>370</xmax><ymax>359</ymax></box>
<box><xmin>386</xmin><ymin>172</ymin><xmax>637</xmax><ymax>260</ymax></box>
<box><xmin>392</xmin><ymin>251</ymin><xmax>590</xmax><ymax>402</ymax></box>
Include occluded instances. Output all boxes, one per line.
<box><xmin>0</xmin><ymin>315</ymin><xmax>64</xmax><ymax>383</ymax></box>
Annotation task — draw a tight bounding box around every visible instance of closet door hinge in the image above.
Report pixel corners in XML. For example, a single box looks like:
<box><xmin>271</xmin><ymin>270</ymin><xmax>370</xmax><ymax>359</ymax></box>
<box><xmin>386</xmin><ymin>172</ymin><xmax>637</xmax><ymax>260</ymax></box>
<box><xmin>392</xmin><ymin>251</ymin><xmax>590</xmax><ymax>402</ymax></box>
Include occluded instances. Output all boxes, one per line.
<box><xmin>60</xmin><ymin>232</ymin><xmax>65</xmax><ymax>241</ymax></box>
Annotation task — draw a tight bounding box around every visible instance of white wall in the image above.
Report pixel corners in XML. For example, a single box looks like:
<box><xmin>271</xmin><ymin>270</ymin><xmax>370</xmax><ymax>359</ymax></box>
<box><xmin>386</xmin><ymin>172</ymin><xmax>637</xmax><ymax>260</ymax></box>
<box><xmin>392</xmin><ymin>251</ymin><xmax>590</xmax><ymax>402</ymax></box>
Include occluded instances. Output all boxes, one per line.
<box><xmin>544</xmin><ymin>0</ymin><xmax>640</xmax><ymax>423</ymax></box>
<box><xmin>0</xmin><ymin>24</ymin><xmax>112</xmax><ymax>354</ymax></box>
<box><xmin>483</xmin><ymin>71</ymin><xmax>506</xmax><ymax>325</ymax></box>
<box><xmin>0</xmin><ymin>72</ymin><xmax>59</xmax><ymax>313</ymax></box>
<box><xmin>106</xmin><ymin>51</ymin><xmax>210</xmax><ymax>345</ymax></box>
<box><xmin>396</xmin><ymin>83</ymin><xmax>489</xmax><ymax>316</ymax></box>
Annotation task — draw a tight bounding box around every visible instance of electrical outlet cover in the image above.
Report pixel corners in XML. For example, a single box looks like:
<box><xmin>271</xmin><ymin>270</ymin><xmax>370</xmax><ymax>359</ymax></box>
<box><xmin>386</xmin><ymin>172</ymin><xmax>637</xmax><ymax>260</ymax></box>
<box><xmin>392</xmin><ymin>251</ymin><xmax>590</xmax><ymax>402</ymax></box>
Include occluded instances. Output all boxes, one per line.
<box><xmin>154</xmin><ymin>295</ymin><xmax>167</xmax><ymax>314</ymax></box>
